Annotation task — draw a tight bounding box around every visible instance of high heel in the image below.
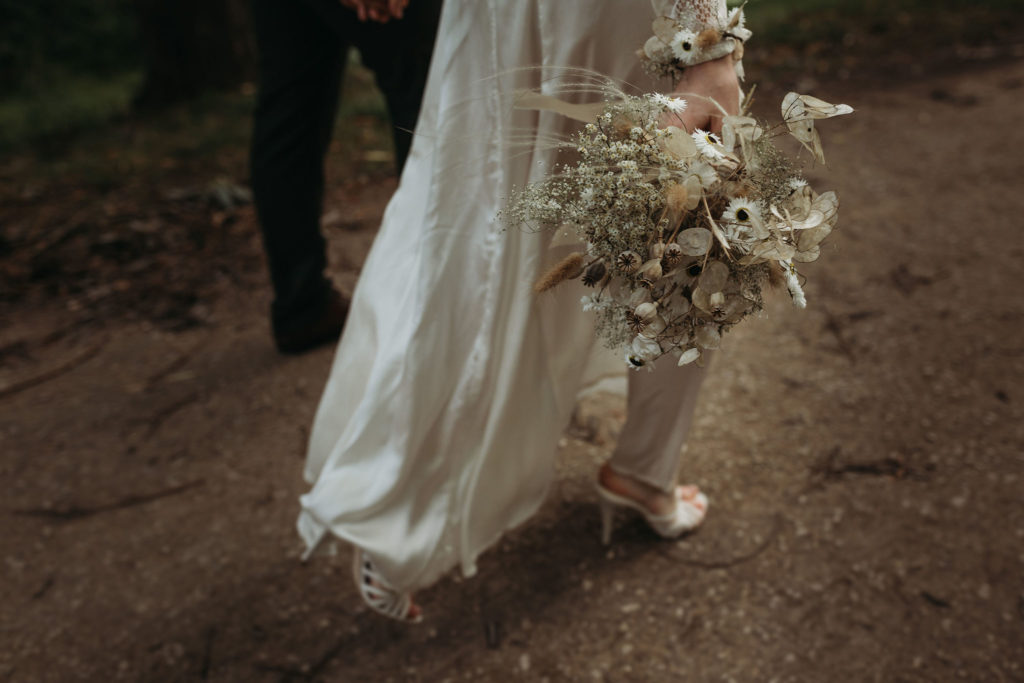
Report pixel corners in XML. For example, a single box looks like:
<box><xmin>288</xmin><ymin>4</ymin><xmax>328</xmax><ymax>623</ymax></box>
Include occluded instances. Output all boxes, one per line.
<box><xmin>352</xmin><ymin>548</ymin><xmax>422</xmax><ymax>623</ymax></box>
<box><xmin>596</xmin><ymin>478</ymin><xmax>708</xmax><ymax>545</ymax></box>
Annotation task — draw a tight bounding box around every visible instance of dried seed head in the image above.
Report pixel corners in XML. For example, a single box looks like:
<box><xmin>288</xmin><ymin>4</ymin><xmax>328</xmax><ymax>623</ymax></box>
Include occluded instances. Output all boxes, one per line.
<box><xmin>581</xmin><ymin>260</ymin><xmax>607</xmax><ymax>287</ymax></box>
<box><xmin>634</xmin><ymin>302</ymin><xmax>659</xmax><ymax>322</ymax></box>
<box><xmin>625</xmin><ymin>310</ymin><xmax>646</xmax><ymax>335</ymax></box>
<box><xmin>697</xmin><ymin>28</ymin><xmax>721</xmax><ymax>49</ymax></box>
<box><xmin>662</xmin><ymin>242</ymin><xmax>684</xmax><ymax>269</ymax></box>
<box><xmin>534</xmin><ymin>252</ymin><xmax>585</xmax><ymax>294</ymax></box>
<box><xmin>638</xmin><ymin>258</ymin><xmax>663</xmax><ymax>284</ymax></box>
<box><xmin>649</xmin><ymin>239</ymin><xmax>666</xmax><ymax>260</ymax></box>
<box><xmin>616</xmin><ymin>251</ymin><xmax>642</xmax><ymax>274</ymax></box>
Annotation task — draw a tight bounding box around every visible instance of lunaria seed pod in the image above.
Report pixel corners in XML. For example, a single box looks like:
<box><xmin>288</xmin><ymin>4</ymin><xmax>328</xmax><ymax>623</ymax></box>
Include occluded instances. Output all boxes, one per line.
<box><xmin>694</xmin><ymin>325</ymin><xmax>722</xmax><ymax>350</ymax></box>
<box><xmin>691</xmin><ymin>286</ymin><xmax>710</xmax><ymax>313</ymax></box>
<box><xmin>628</xmin><ymin>287</ymin><xmax>652</xmax><ymax>307</ymax></box>
<box><xmin>616</xmin><ymin>250</ymin><xmax>641</xmax><ymax>274</ymax></box>
<box><xmin>634</xmin><ymin>301</ymin><xmax>659</xmax><ymax>321</ymax></box>
<box><xmin>662</xmin><ymin>242</ymin><xmax>684</xmax><ymax>269</ymax></box>
<box><xmin>698</xmin><ymin>260</ymin><xmax>729</xmax><ymax>293</ymax></box>
<box><xmin>581</xmin><ymin>260</ymin><xmax>607</xmax><ymax>287</ymax></box>
<box><xmin>678</xmin><ymin>227</ymin><xmax>712</xmax><ymax>256</ymax></box>
<box><xmin>677</xmin><ymin>347</ymin><xmax>701</xmax><ymax>366</ymax></box>
<box><xmin>640</xmin><ymin>314</ymin><xmax>667</xmax><ymax>339</ymax></box>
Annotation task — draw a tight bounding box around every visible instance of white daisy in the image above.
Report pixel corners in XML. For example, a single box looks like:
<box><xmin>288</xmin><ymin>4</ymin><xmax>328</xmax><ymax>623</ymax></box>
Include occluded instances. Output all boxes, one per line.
<box><xmin>651</xmin><ymin>93</ymin><xmax>688</xmax><ymax>113</ymax></box>
<box><xmin>625</xmin><ymin>350</ymin><xmax>646</xmax><ymax>370</ymax></box>
<box><xmin>625</xmin><ymin>336</ymin><xmax>663</xmax><ymax>370</ymax></box>
<box><xmin>670</xmin><ymin>29</ymin><xmax>699</xmax><ymax>63</ymax></box>
<box><xmin>721</xmin><ymin>196</ymin><xmax>762</xmax><ymax>227</ymax></box>
<box><xmin>691</xmin><ymin>129</ymin><xmax>725</xmax><ymax>160</ymax></box>
<box><xmin>720</xmin><ymin>197</ymin><xmax>763</xmax><ymax>250</ymax></box>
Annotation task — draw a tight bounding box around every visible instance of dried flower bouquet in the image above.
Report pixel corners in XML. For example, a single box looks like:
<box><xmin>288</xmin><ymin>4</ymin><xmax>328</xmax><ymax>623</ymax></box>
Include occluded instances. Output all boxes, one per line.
<box><xmin>504</xmin><ymin>85</ymin><xmax>852</xmax><ymax>369</ymax></box>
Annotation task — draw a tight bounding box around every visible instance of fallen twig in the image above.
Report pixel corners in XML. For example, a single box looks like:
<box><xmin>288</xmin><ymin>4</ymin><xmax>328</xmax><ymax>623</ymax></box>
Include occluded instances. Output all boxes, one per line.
<box><xmin>0</xmin><ymin>340</ymin><xmax>105</xmax><ymax>400</ymax></box>
<box><xmin>144</xmin><ymin>354</ymin><xmax>190</xmax><ymax>389</ymax></box>
<box><xmin>658</xmin><ymin>514</ymin><xmax>781</xmax><ymax>569</ymax></box>
<box><xmin>811</xmin><ymin>447</ymin><xmax>908</xmax><ymax>481</ymax></box>
<box><xmin>199</xmin><ymin>627</ymin><xmax>217</xmax><ymax>681</ymax></box>
<box><xmin>11</xmin><ymin>479</ymin><xmax>204</xmax><ymax>521</ymax></box>
<box><xmin>31</xmin><ymin>576</ymin><xmax>55</xmax><ymax>600</ymax></box>
<box><xmin>143</xmin><ymin>392</ymin><xmax>201</xmax><ymax>438</ymax></box>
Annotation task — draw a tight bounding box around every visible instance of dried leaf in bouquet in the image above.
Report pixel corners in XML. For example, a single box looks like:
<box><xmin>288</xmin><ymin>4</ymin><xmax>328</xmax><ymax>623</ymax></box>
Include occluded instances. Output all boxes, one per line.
<box><xmin>503</xmin><ymin>80</ymin><xmax>852</xmax><ymax>369</ymax></box>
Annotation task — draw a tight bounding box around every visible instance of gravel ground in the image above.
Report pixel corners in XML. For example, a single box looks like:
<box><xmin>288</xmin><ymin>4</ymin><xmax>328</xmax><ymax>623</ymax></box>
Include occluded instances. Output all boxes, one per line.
<box><xmin>2</xmin><ymin>60</ymin><xmax>1023</xmax><ymax>682</ymax></box>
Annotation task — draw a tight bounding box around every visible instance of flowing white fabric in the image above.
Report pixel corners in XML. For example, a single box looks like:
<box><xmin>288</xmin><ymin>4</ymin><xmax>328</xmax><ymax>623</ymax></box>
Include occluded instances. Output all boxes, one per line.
<box><xmin>298</xmin><ymin>0</ymin><xmax>717</xmax><ymax>593</ymax></box>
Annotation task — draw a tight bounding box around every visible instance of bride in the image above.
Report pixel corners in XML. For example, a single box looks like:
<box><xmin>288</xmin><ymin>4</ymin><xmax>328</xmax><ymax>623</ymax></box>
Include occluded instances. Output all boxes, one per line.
<box><xmin>298</xmin><ymin>0</ymin><xmax>741</xmax><ymax>622</ymax></box>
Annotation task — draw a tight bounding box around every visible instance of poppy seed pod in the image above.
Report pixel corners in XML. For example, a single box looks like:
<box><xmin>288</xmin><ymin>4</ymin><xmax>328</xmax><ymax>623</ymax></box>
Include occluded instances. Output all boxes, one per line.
<box><xmin>638</xmin><ymin>258</ymin><xmax>663</xmax><ymax>283</ymax></box>
<box><xmin>649</xmin><ymin>239</ymin><xmax>666</xmax><ymax>260</ymax></box>
<box><xmin>616</xmin><ymin>250</ymin><xmax>642</xmax><ymax>274</ymax></box>
<box><xmin>634</xmin><ymin>301</ymin><xmax>659</xmax><ymax>321</ymax></box>
<box><xmin>581</xmin><ymin>260</ymin><xmax>607</xmax><ymax>287</ymax></box>
<box><xmin>661</xmin><ymin>242</ymin><xmax>684</xmax><ymax>269</ymax></box>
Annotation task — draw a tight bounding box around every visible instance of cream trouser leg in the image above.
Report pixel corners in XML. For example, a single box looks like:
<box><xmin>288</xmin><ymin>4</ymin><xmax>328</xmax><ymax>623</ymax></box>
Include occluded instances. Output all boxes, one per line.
<box><xmin>606</xmin><ymin>356</ymin><xmax>710</xmax><ymax>493</ymax></box>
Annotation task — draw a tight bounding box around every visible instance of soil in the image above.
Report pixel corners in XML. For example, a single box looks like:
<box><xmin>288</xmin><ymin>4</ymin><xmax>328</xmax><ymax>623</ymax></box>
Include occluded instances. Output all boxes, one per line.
<box><xmin>2</xmin><ymin>56</ymin><xmax>1024</xmax><ymax>682</ymax></box>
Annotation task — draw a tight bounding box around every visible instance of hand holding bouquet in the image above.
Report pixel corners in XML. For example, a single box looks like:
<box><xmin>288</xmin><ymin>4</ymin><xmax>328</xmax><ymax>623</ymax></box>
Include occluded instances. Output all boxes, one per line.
<box><xmin>504</xmin><ymin>84</ymin><xmax>851</xmax><ymax>369</ymax></box>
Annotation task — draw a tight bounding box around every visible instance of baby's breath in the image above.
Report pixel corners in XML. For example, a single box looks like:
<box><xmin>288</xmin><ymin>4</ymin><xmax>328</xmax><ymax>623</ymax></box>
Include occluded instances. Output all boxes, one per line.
<box><xmin>504</xmin><ymin>89</ymin><xmax>848</xmax><ymax>368</ymax></box>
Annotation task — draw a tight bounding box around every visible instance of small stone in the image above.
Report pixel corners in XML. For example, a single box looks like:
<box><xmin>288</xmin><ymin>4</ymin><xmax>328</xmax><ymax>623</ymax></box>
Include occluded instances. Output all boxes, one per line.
<box><xmin>519</xmin><ymin>654</ymin><xmax>531</xmax><ymax>672</ymax></box>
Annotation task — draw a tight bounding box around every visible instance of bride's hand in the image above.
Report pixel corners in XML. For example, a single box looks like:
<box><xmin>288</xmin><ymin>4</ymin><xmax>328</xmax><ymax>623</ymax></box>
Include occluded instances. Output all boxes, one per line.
<box><xmin>671</xmin><ymin>56</ymin><xmax>741</xmax><ymax>134</ymax></box>
<box><xmin>340</xmin><ymin>0</ymin><xmax>409</xmax><ymax>23</ymax></box>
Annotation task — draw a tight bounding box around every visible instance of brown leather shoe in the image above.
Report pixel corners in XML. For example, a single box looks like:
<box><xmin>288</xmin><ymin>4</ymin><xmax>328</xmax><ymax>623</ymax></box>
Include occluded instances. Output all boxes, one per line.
<box><xmin>274</xmin><ymin>289</ymin><xmax>349</xmax><ymax>354</ymax></box>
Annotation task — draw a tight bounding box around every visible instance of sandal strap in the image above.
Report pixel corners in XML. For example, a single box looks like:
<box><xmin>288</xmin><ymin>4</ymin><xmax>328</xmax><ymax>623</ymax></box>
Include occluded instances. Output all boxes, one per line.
<box><xmin>354</xmin><ymin>550</ymin><xmax>417</xmax><ymax>622</ymax></box>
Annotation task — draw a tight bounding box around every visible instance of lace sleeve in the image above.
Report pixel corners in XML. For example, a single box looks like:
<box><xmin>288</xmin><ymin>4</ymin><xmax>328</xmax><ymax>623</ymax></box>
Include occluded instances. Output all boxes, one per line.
<box><xmin>652</xmin><ymin>0</ymin><xmax>727</xmax><ymax>30</ymax></box>
<box><xmin>670</xmin><ymin>0</ymin><xmax>727</xmax><ymax>29</ymax></box>
<box><xmin>643</xmin><ymin>0</ymin><xmax>750</xmax><ymax>80</ymax></box>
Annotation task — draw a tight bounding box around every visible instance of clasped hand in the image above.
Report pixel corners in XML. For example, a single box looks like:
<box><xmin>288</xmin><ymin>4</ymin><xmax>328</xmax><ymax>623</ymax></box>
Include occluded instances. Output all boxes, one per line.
<box><xmin>340</xmin><ymin>0</ymin><xmax>410</xmax><ymax>23</ymax></box>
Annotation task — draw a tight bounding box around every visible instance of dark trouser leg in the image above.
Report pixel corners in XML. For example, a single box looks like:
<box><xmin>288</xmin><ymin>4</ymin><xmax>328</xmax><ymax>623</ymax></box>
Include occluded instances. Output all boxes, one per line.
<box><xmin>298</xmin><ymin>0</ymin><xmax>443</xmax><ymax>174</ymax></box>
<box><xmin>355</xmin><ymin>0</ymin><xmax>443</xmax><ymax>173</ymax></box>
<box><xmin>250</xmin><ymin>0</ymin><xmax>344</xmax><ymax>337</ymax></box>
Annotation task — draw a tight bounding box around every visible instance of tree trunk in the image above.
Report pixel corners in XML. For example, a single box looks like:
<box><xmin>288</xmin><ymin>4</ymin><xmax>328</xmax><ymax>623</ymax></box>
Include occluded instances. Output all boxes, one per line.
<box><xmin>133</xmin><ymin>0</ymin><xmax>256</xmax><ymax>108</ymax></box>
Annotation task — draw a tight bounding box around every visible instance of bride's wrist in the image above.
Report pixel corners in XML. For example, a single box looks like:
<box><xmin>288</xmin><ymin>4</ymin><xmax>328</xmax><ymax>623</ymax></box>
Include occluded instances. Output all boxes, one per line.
<box><xmin>638</xmin><ymin>7</ymin><xmax>751</xmax><ymax>83</ymax></box>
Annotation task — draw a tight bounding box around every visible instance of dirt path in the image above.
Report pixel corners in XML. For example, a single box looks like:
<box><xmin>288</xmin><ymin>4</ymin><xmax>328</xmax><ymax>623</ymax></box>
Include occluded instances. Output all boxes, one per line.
<box><xmin>2</xmin><ymin>60</ymin><xmax>1023</xmax><ymax>682</ymax></box>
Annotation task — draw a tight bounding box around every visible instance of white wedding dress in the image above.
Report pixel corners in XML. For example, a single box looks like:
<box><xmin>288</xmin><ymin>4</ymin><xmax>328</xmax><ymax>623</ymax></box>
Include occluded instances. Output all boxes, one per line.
<box><xmin>299</xmin><ymin>0</ymin><xmax>725</xmax><ymax>593</ymax></box>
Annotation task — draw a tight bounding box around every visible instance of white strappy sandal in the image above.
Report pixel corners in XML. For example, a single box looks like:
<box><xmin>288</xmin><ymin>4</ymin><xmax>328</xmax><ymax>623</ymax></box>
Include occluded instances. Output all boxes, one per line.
<box><xmin>352</xmin><ymin>548</ymin><xmax>422</xmax><ymax>623</ymax></box>
<box><xmin>596</xmin><ymin>479</ymin><xmax>708</xmax><ymax>545</ymax></box>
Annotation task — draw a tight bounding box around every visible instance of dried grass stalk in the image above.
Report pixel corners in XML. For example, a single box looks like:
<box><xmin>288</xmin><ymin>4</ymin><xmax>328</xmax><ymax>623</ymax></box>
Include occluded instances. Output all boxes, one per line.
<box><xmin>534</xmin><ymin>252</ymin><xmax>585</xmax><ymax>293</ymax></box>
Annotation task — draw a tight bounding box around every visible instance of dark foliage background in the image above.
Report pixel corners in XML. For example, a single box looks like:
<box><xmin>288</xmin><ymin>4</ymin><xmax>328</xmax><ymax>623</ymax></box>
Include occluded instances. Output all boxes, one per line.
<box><xmin>0</xmin><ymin>0</ymin><xmax>138</xmax><ymax>91</ymax></box>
